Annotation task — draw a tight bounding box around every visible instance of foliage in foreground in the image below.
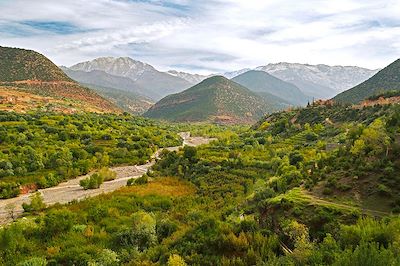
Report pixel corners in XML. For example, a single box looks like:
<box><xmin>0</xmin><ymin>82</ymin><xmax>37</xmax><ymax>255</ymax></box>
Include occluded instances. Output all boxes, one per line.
<box><xmin>0</xmin><ymin>111</ymin><xmax>181</xmax><ymax>198</ymax></box>
<box><xmin>1</xmin><ymin>104</ymin><xmax>400</xmax><ymax>265</ymax></box>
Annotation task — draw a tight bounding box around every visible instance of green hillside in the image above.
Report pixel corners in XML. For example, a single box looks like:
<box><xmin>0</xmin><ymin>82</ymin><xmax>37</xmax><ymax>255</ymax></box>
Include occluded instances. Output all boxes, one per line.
<box><xmin>144</xmin><ymin>76</ymin><xmax>279</xmax><ymax>124</ymax></box>
<box><xmin>333</xmin><ymin>59</ymin><xmax>400</xmax><ymax>103</ymax></box>
<box><xmin>0</xmin><ymin>46</ymin><xmax>118</xmax><ymax>113</ymax></box>
<box><xmin>232</xmin><ymin>70</ymin><xmax>309</xmax><ymax>105</ymax></box>
<box><xmin>0</xmin><ymin>46</ymin><xmax>72</xmax><ymax>82</ymax></box>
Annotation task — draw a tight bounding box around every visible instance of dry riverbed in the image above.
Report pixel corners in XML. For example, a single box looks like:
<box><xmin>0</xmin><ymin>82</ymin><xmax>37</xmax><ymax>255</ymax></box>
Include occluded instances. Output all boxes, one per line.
<box><xmin>0</xmin><ymin>133</ymin><xmax>216</xmax><ymax>225</ymax></box>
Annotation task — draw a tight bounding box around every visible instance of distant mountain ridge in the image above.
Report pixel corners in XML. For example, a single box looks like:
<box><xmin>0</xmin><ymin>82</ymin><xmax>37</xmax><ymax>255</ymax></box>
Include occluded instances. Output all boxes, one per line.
<box><xmin>70</xmin><ymin>57</ymin><xmax>192</xmax><ymax>100</ymax></box>
<box><xmin>255</xmin><ymin>62</ymin><xmax>378</xmax><ymax>99</ymax></box>
<box><xmin>70</xmin><ymin>57</ymin><xmax>155</xmax><ymax>81</ymax></box>
<box><xmin>232</xmin><ymin>70</ymin><xmax>309</xmax><ymax>105</ymax></box>
<box><xmin>333</xmin><ymin>59</ymin><xmax>400</xmax><ymax>104</ymax></box>
<box><xmin>222</xmin><ymin>68</ymin><xmax>251</xmax><ymax>79</ymax></box>
<box><xmin>167</xmin><ymin>70</ymin><xmax>208</xmax><ymax>84</ymax></box>
<box><xmin>69</xmin><ymin>57</ymin><xmax>378</xmax><ymax>102</ymax></box>
<box><xmin>144</xmin><ymin>76</ymin><xmax>281</xmax><ymax>124</ymax></box>
<box><xmin>62</xmin><ymin>67</ymin><xmax>153</xmax><ymax>114</ymax></box>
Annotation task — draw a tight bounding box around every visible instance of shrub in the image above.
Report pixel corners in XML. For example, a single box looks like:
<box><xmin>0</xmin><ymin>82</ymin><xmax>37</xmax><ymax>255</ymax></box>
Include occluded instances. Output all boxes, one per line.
<box><xmin>17</xmin><ymin>257</ymin><xmax>48</xmax><ymax>266</ymax></box>
<box><xmin>289</xmin><ymin>151</ymin><xmax>304</xmax><ymax>166</ymax></box>
<box><xmin>377</xmin><ymin>184</ymin><xmax>391</xmax><ymax>196</ymax></box>
<box><xmin>127</xmin><ymin>174</ymin><xmax>149</xmax><ymax>186</ymax></box>
<box><xmin>80</xmin><ymin>173</ymin><xmax>104</xmax><ymax>190</ymax></box>
<box><xmin>322</xmin><ymin>187</ymin><xmax>333</xmax><ymax>195</ymax></box>
<box><xmin>135</xmin><ymin>174</ymin><xmax>149</xmax><ymax>185</ymax></box>
<box><xmin>127</xmin><ymin>178</ymin><xmax>135</xmax><ymax>186</ymax></box>
<box><xmin>98</xmin><ymin>167</ymin><xmax>117</xmax><ymax>182</ymax></box>
<box><xmin>156</xmin><ymin>219</ymin><xmax>178</xmax><ymax>241</ymax></box>
<box><xmin>305</xmin><ymin>132</ymin><xmax>318</xmax><ymax>141</ymax></box>
<box><xmin>167</xmin><ymin>254</ymin><xmax>187</xmax><ymax>266</ymax></box>
<box><xmin>22</xmin><ymin>192</ymin><xmax>46</xmax><ymax>213</ymax></box>
<box><xmin>44</xmin><ymin>209</ymin><xmax>75</xmax><ymax>236</ymax></box>
<box><xmin>0</xmin><ymin>182</ymin><xmax>20</xmax><ymax>199</ymax></box>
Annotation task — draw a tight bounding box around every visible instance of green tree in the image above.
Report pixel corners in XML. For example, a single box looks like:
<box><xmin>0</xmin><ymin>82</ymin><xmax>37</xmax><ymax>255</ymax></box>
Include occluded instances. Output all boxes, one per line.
<box><xmin>17</xmin><ymin>257</ymin><xmax>47</xmax><ymax>266</ymax></box>
<box><xmin>167</xmin><ymin>254</ymin><xmax>187</xmax><ymax>266</ymax></box>
<box><xmin>22</xmin><ymin>192</ymin><xmax>46</xmax><ymax>213</ymax></box>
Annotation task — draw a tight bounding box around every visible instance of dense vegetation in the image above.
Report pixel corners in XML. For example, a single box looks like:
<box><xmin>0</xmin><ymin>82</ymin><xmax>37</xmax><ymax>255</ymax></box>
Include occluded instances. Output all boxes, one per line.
<box><xmin>1</xmin><ymin>103</ymin><xmax>400</xmax><ymax>265</ymax></box>
<box><xmin>145</xmin><ymin>76</ymin><xmax>279</xmax><ymax>124</ymax></box>
<box><xmin>334</xmin><ymin>59</ymin><xmax>400</xmax><ymax>104</ymax></box>
<box><xmin>0</xmin><ymin>111</ymin><xmax>181</xmax><ymax>198</ymax></box>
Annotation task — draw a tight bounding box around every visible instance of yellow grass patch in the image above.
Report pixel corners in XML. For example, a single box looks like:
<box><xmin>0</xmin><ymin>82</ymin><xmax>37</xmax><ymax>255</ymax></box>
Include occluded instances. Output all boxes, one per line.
<box><xmin>117</xmin><ymin>177</ymin><xmax>196</xmax><ymax>197</ymax></box>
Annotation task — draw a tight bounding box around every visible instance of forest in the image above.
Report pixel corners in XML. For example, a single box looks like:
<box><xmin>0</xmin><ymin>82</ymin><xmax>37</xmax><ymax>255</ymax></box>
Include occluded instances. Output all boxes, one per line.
<box><xmin>1</xmin><ymin>103</ymin><xmax>400</xmax><ymax>265</ymax></box>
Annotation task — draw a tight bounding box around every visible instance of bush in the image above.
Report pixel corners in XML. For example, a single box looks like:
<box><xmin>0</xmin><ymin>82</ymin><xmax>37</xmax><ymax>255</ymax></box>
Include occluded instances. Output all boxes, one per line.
<box><xmin>37</xmin><ymin>173</ymin><xmax>59</xmax><ymax>189</ymax></box>
<box><xmin>305</xmin><ymin>132</ymin><xmax>318</xmax><ymax>141</ymax></box>
<box><xmin>44</xmin><ymin>209</ymin><xmax>75</xmax><ymax>236</ymax></box>
<box><xmin>127</xmin><ymin>174</ymin><xmax>149</xmax><ymax>186</ymax></box>
<box><xmin>135</xmin><ymin>174</ymin><xmax>149</xmax><ymax>185</ymax></box>
<box><xmin>98</xmin><ymin>167</ymin><xmax>117</xmax><ymax>182</ymax></box>
<box><xmin>80</xmin><ymin>173</ymin><xmax>104</xmax><ymax>190</ymax></box>
<box><xmin>22</xmin><ymin>192</ymin><xmax>46</xmax><ymax>213</ymax></box>
<box><xmin>167</xmin><ymin>254</ymin><xmax>187</xmax><ymax>266</ymax></box>
<box><xmin>17</xmin><ymin>257</ymin><xmax>48</xmax><ymax>266</ymax></box>
<box><xmin>0</xmin><ymin>182</ymin><xmax>20</xmax><ymax>199</ymax></box>
<box><xmin>322</xmin><ymin>187</ymin><xmax>333</xmax><ymax>195</ymax></box>
<box><xmin>127</xmin><ymin>178</ymin><xmax>135</xmax><ymax>186</ymax></box>
<box><xmin>156</xmin><ymin>219</ymin><xmax>178</xmax><ymax>241</ymax></box>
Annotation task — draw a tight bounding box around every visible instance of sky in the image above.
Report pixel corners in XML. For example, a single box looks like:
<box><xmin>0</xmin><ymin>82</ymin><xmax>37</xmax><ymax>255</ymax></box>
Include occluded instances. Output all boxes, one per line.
<box><xmin>0</xmin><ymin>0</ymin><xmax>400</xmax><ymax>74</ymax></box>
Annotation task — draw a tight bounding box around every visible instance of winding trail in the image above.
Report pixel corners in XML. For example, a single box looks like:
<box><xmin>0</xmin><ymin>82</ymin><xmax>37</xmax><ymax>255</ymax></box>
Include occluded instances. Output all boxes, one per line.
<box><xmin>0</xmin><ymin>132</ymin><xmax>215</xmax><ymax>225</ymax></box>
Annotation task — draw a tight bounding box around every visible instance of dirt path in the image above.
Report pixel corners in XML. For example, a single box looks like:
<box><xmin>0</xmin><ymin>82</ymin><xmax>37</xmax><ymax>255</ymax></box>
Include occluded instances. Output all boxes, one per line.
<box><xmin>0</xmin><ymin>132</ymin><xmax>215</xmax><ymax>225</ymax></box>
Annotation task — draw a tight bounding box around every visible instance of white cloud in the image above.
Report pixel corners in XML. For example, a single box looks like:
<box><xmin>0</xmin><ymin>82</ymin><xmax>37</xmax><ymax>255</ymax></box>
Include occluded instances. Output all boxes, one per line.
<box><xmin>0</xmin><ymin>0</ymin><xmax>399</xmax><ymax>73</ymax></box>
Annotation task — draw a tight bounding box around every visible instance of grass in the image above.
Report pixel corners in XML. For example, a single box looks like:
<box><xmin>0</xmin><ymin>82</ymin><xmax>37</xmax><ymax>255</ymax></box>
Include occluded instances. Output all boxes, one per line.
<box><xmin>117</xmin><ymin>177</ymin><xmax>196</xmax><ymax>197</ymax></box>
<box><xmin>269</xmin><ymin>188</ymin><xmax>360</xmax><ymax>214</ymax></box>
<box><xmin>269</xmin><ymin>188</ymin><xmax>392</xmax><ymax>217</ymax></box>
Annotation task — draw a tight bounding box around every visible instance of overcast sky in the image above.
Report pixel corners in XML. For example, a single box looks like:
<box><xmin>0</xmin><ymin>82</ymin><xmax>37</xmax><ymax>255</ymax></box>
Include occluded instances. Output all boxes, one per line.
<box><xmin>1</xmin><ymin>0</ymin><xmax>399</xmax><ymax>74</ymax></box>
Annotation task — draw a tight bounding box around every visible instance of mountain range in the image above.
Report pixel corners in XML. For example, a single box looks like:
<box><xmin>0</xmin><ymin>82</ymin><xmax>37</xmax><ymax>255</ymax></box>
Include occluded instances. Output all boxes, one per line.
<box><xmin>61</xmin><ymin>67</ymin><xmax>153</xmax><ymax>114</ymax></box>
<box><xmin>69</xmin><ymin>57</ymin><xmax>193</xmax><ymax>100</ymax></box>
<box><xmin>333</xmin><ymin>59</ymin><xmax>400</xmax><ymax>104</ymax></box>
<box><xmin>232</xmin><ymin>70</ymin><xmax>309</xmax><ymax>105</ymax></box>
<box><xmin>255</xmin><ymin>63</ymin><xmax>379</xmax><ymax>99</ymax></box>
<box><xmin>63</xmin><ymin>57</ymin><xmax>378</xmax><ymax>108</ymax></box>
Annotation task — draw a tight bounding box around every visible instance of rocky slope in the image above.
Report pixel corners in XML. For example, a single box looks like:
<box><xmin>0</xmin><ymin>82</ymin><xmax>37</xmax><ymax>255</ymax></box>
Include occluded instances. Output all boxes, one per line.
<box><xmin>70</xmin><ymin>57</ymin><xmax>192</xmax><ymax>100</ymax></box>
<box><xmin>256</xmin><ymin>62</ymin><xmax>378</xmax><ymax>99</ymax></box>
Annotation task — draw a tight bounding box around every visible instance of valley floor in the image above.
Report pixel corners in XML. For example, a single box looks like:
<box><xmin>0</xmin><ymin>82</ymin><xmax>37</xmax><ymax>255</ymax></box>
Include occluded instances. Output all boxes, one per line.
<box><xmin>0</xmin><ymin>133</ymin><xmax>214</xmax><ymax>225</ymax></box>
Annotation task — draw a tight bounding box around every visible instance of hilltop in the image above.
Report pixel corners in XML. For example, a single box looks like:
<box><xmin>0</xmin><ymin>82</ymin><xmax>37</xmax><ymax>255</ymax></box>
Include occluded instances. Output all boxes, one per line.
<box><xmin>333</xmin><ymin>59</ymin><xmax>400</xmax><ymax>104</ymax></box>
<box><xmin>0</xmin><ymin>46</ymin><xmax>73</xmax><ymax>82</ymax></box>
<box><xmin>0</xmin><ymin>46</ymin><xmax>119</xmax><ymax>113</ymax></box>
<box><xmin>144</xmin><ymin>76</ymin><xmax>280</xmax><ymax>124</ymax></box>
